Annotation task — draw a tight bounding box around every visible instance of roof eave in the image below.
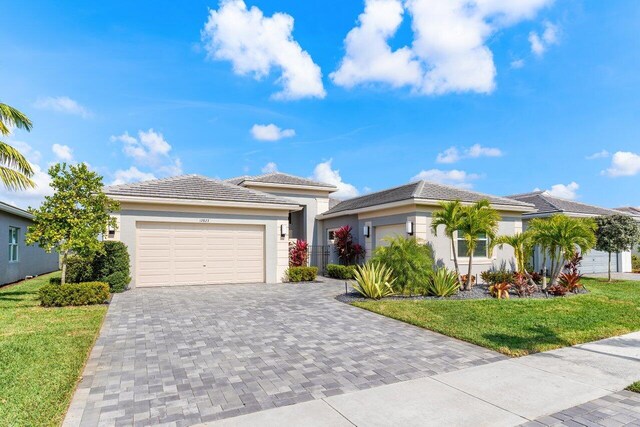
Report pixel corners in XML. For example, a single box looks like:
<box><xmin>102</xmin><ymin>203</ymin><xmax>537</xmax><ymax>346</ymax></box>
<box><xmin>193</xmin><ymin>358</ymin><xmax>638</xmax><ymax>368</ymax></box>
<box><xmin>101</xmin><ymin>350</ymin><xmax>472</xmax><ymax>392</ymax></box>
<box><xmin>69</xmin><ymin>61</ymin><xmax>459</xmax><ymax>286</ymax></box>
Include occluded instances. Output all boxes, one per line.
<box><xmin>106</xmin><ymin>194</ymin><xmax>302</xmax><ymax>211</ymax></box>
<box><xmin>240</xmin><ymin>180</ymin><xmax>337</xmax><ymax>193</ymax></box>
<box><xmin>0</xmin><ymin>203</ymin><xmax>34</xmax><ymax>220</ymax></box>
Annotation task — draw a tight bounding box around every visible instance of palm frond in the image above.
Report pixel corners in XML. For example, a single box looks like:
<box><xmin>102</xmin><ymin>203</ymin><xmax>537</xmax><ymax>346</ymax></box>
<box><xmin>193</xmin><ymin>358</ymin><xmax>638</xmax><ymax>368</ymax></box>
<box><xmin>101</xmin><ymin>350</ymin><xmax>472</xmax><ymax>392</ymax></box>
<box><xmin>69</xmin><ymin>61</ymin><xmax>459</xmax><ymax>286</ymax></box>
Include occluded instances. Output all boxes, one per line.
<box><xmin>0</xmin><ymin>141</ymin><xmax>34</xmax><ymax>176</ymax></box>
<box><xmin>0</xmin><ymin>103</ymin><xmax>33</xmax><ymax>136</ymax></box>
<box><xmin>0</xmin><ymin>165</ymin><xmax>36</xmax><ymax>190</ymax></box>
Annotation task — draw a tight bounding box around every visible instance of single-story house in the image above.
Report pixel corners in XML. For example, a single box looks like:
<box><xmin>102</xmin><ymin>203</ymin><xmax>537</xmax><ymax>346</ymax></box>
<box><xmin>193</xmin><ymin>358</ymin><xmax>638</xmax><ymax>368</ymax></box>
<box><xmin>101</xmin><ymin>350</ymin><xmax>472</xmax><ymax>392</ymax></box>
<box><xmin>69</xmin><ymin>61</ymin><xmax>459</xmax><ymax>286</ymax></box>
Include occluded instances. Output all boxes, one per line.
<box><xmin>317</xmin><ymin>181</ymin><xmax>535</xmax><ymax>276</ymax></box>
<box><xmin>506</xmin><ymin>191</ymin><xmax>633</xmax><ymax>274</ymax></box>
<box><xmin>613</xmin><ymin>207</ymin><xmax>640</xmax><ymax>257</ymax></box>
<box><xmin>0</xmin><ymin>201</ymin><xmax>59</xmax><ymax>285</ymax></box>
<box><xmin>103</xmin><ymin>173</ymin><xmax>336</xmax><ymax>288</ymax></box>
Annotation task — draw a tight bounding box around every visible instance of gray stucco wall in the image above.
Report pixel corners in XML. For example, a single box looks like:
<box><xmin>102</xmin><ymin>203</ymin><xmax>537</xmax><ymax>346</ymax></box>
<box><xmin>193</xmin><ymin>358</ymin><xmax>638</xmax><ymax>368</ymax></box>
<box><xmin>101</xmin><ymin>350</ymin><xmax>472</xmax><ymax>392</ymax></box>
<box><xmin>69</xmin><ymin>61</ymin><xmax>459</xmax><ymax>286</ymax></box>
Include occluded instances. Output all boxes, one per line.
<box><xmin>0</xmin><ymin>211</ymin><xmax>59</xmax><ymax>285</ymax></box>
<box><xmin>320</xmin><ymin>215</ymin><xmax>359</xmax><ymax>265</ymax></box>
<box><xmin>117</xmin><ymin>208</ymin><xmax>288</xmax><ymax>288</ymax></box>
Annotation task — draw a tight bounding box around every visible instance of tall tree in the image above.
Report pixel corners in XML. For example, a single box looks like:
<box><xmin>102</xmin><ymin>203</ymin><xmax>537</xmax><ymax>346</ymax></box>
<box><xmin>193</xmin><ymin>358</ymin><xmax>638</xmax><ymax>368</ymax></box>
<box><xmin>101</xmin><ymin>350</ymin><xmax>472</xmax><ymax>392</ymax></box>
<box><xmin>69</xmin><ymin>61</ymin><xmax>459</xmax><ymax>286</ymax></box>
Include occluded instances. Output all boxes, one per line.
<box><xmin>0</xmin><ymin>103</ymin><xmax>35</xmax><ymax>190</ymax></box>
<box><xmin>528</xmin><ymin>215</ymin><xmax>596</xmax><ymax>286</ymax></box>
<box><xmin>491</xmin><ymin>232</ymin><xmax>533</xmax><ymax>274</ymax></box>
<box><xmin>431</xmin><ymin>200</ymin><xmax>464</xmax><ymax>280</ymax></box>
<box><xmin>595</xmin><ymin>214</ymin><xmax>640</xmax><ymax>282</ymax></box>
<box><xmin>26</xmin><ymin>163</ymin><xmax>119</xmax><ymax>284</ymax></box>
<box><xmin>459</xmin><ymin>200</ymin><xmax>500</xmax><ymax>291</ymax></box>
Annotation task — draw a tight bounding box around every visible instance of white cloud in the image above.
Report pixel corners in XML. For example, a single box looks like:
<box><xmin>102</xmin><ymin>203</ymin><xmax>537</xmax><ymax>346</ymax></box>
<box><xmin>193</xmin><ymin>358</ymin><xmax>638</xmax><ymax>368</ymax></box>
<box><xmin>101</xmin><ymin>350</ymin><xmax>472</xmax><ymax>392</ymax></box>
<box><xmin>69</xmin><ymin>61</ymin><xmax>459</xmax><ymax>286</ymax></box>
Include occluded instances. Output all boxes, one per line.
<box><xmin>311</xmin><ymin>159</ymin><xmax>359</xmax><ymax>200</ymax></box>
<box><xmin>529</xmin><ymin>21</ymin><xmax>559</xmax><ymax>57</ymax></box>
<box><xmin>201</xmin><ymin>0</ymin><xmax>325</xmax><ymax>100</ymax></box>
<box><xmin>436</xmin><ymin>144</ymin><xmax>502</xmax><ymax>164</ymax></box>
<box><xmin>603</xmin><ymin>151</ymin><xmax>640</xmax><ymax>177</ymax></box>
<box><xmin>261</xmin><ymin>162</ymin><xmax>278</xmax><ymax>173</ymax></box>
<box><xmin>586</xmin><ymin>150</ymin><xmax>610</xmax><ymax>160</ymax></box>
<box><xmin>10</xmin><ymin>140</ymin><xmax>42</xmax><ymax>164</ymax></box>
<box><xmin>410</xmin><ymin>169</ymin><xmax>481</xmax><ymax>189</ymax></box>
<box><xmin>110</xmin><ymin>129</ymin><xmax>182</xmax><ymax>180</ymax></box>
<box><xmin>34</xmin><ymin>96</ymin><xmax>91</xmax><ymax>118</ymax></box>
<box><xmin>111</xmin><ymin>167</ymin><xmax>157</xmax><ymax>186</ymax></box>
<box><xmin>333</xmin><ymin>0</ymin><xmax>553</xmax><ymax>95</ymax></box>
<box><xmin>52</xmin><ymin>143</ymin><xmax>73</xmax><ymax>162</ymax></box>
<box><xmin>537</xmin><ymin>181</ymin><xmax>579</xmax><ymax>200</ymax></box>
<box><xmin>251</xmin><ymin>124</ymin><xmax>296</xmax><ymax>141</ymax></box>
<box><xmin>510</xmin><ymin>59</ymin><xmax>525</xmax><ymax>69</ymax></box>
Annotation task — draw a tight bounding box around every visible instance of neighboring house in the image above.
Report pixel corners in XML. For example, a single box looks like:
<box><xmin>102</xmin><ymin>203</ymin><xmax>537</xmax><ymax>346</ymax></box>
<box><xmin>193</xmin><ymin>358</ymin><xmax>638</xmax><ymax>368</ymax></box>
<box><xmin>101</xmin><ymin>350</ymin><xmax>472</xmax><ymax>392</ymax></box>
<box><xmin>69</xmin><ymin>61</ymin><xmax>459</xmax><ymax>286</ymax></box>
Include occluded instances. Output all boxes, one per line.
<box><xmin>103</xmin><ymin>173</ymin><xmax>336</xmax><ymax>288</ymax></box>
<box><xmin>613</xmin><ymin>206</ymin><xmax>640</xmax><ymax>257</ymax></box>
<box><xmin>316</xmin><ymin>181</ymin><xmax>535</xmax><ymax>276</ymax></box>
<box><xmin>0</xmin><ymin>201</ymin><xmax>59</xmax><ymax>285</ymax></box>
<box><xmin>506</xmin><ymin>191</ymin><xmax>633</xmax><ymax>274</ymax></box>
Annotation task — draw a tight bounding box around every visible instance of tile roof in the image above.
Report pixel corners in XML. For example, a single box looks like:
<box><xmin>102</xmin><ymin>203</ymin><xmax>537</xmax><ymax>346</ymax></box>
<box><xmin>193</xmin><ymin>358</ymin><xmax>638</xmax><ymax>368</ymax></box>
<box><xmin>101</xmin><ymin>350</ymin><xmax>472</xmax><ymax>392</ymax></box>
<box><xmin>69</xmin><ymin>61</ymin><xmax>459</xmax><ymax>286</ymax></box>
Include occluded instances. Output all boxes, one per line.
<box><xmin>104</xmin><ymin>175</ymin><xmax>297</xmax><ymax>206</ymax></box>
<box><xmin>321</xmin><ymin>181</ymin><xmax>533</xmax><ymax>215</ymax></box>
<box><xmin>614</xmin><ymin>206</ymin><xmax>640</xmax><ymax>217</ymax></box>
<box><xmin>226</xmin><ymin>172</ymin><xmax>336</xmax><ymax>189</ymax></box>
<box><xmin>506</xmin><ymin>191</ymin><xmax>625</xmax><ymax>217</ymax></box>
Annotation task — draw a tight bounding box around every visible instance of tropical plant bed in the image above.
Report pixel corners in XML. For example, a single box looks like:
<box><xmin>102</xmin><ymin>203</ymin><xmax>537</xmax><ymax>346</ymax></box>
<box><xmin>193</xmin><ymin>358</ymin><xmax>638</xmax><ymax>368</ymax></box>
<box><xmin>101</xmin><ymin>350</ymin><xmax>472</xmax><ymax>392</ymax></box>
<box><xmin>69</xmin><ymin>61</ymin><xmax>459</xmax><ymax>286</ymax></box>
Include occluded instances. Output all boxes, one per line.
<box><xmin>0</xmin><ymin>272</ymin><xmax>108</xmax><ymax>426</ymax></box>
<box><xmin>351</xmin><ymin>278</ymin><xmax>640</xmax><ymax>357</ymax></box>
<box><xmin>337</xmin><ymin>283</ymin><xmax>587</xmax><ymax>303</ymax></box>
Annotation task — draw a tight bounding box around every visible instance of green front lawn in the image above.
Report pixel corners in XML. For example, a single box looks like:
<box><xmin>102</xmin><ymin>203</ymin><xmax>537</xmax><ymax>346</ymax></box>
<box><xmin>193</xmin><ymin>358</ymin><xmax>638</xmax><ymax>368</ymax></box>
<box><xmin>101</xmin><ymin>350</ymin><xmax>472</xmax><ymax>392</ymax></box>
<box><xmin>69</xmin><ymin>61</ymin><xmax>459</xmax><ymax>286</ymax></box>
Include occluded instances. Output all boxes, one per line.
<box><xmin>0</xmin><ymin>273</ymin><xmax>108</xmax><ymax>426</ymax></box>
<box><xmin>353</xmin><ymin>278</ymin><xmax>640</xmax><ymax>357</ymax></box>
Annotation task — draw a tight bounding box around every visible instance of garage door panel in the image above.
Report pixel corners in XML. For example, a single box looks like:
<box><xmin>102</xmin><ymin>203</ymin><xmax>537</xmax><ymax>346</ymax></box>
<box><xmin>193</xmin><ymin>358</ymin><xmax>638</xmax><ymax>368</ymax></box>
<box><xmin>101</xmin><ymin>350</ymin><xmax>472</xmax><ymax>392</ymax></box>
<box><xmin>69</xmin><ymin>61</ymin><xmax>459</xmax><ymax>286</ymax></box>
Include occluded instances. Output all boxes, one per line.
<box><xmin>136</xmin><ymin>222</ymin><xmax>265</xmax><ymax>287</ymax></box>
<box><xmin>375</xmin><ymin>224</ymin><xmax>406</xmax><ymax>249</ymax></box>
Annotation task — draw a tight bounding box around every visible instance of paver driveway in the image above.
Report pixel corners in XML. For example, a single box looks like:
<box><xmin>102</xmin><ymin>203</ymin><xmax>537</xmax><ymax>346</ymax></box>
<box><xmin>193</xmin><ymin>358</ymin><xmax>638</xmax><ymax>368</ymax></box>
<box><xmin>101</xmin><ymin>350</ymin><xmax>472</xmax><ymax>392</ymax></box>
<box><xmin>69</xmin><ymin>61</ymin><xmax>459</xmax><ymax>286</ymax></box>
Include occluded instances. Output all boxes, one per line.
<box><xmin>66</xmin><ymin>279</ymin><xmax>505</xmax><ymax>426</ymax></box>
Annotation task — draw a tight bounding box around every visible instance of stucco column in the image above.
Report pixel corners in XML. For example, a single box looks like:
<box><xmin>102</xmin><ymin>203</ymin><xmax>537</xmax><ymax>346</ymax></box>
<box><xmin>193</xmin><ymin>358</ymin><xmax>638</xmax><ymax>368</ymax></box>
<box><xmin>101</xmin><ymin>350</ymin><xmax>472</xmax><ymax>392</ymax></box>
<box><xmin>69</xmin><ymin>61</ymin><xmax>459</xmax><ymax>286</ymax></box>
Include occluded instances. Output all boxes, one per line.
<box><xmin>276</xmin><ymin>219</ymin><xmax>289</xmax><ymax>282</ymax></box>
<box><xmin>364</xmin><ymin>221</ymin><xmax>372</xmax><ymax>262</ymax></box>
<box><xmin>413</xmin><ymin>214</ymin><xmax>428</xmax><ymax>243</ymax></box>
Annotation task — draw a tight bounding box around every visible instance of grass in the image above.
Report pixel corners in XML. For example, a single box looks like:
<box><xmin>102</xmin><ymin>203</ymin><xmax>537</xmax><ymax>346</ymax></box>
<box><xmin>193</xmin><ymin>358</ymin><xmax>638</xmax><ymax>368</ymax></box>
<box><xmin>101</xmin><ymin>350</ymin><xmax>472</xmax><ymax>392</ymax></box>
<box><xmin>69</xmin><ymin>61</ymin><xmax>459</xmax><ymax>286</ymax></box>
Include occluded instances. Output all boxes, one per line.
<box><xmin>0</xmin><ymin>272</ymin><xmax>108</xmax><ymax>426</ymax></box>
<box><xmin>627</xmin><ymin>382</ymin><xmax>640</xmax><ymax>393</ymax></box>
<box><xmin>353</xmin><ymin>277</ymin><xmax>640</xmax><ymax>357</ymax></box>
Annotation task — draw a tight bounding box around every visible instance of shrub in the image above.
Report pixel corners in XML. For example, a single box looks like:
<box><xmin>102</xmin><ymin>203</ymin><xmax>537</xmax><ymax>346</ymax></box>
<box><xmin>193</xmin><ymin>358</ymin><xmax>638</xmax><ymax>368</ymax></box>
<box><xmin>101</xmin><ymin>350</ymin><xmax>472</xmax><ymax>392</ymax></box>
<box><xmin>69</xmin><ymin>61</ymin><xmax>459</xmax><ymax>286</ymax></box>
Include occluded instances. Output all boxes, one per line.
<box><xmin>371</xmin><ymin>236</ymin><xmax>433</xmax><ymax>295</ymax></box>
<box><xmin>334</xmin><ymin>225</ymin><xmax>365</xmax><ymax>265</ymax></box>
<box><xmin>425</xmin><ymin>268</ymin><xmax>459</xmax><ymax>297</ymax></box>
<box><xmin>92</xmin><ymin>241</ymin><xmax>131</xmax><ymax>292</ymax></box>
<box><xmin>102</xmin><ymin>271</ymin><xmax>129</xmax><ymax>293</ymax></box>
<box><xmin>352</xmin><ymin>263</ymin><xmax>395</xmax><ymax>299</ymax></box>
<box><xmin>65</xmin><ymin>255</ymin><xmax>94</xmax><ymax>284</ymax></box>
<box><xmin>49</xmin><ymin>277</ymin><xmax>62</xmax><ymax>285</ymax></box>
<box><xmin>39</xmin><ymin>282</ymin><xmax>110</xmax><ymax>307</ymax></box>
<box><xmin>632</xmin><ymin>254</ymin><xmax>640</xmax><ymax>272</ymax></box>
<box><xmin>289</xmin><ymin>240</ymin><xmax>309</xmax><ymax>267</ymax></box>
<box><xmin>512</xmin><ymin>273</ymin><xmax>537</xmax><ymax>297</ymax></box>
<box><xmin>286</xmin><ymin>266</ymin><xmax>318</xmax><ymax>282</ymax></box>
<box><xmin>489</xmin><ymin>282</ymin><xmax>511</xmax><ymax>299</ymax></box>
<box><xmin>326</xmin><ymin>264</ymin><xmax>356</xmax><ymax>280</ymax></box>
<box><xmin>559</xmin><ymin>271</ymin><xmax>583</xmax><ymax>293</ymax></box>
<box><xmin>480</xmin><ymin>270</ymin><xmax>515</xmax><ymax>286</ymax></box>
<box><xmin>547</xmin><ymin>283</ymin><xmax>568</xmax><ymax>296</ymax></box>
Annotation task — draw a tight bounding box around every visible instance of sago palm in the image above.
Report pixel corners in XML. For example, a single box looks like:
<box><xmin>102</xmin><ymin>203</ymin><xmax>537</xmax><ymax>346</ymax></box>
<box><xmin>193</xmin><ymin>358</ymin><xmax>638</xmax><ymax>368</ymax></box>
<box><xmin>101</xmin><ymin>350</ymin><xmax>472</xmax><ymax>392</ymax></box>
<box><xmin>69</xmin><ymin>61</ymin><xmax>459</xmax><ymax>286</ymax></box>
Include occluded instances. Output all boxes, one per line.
<box><xmin>459</xmin><ymin>199</ymin><xmax>500</xmax><ymax>290</ymax></box>
<box><xmin>431</xmin><ymin>200</ymin><xmax>464</xmax><ymax>279</ymax></box>
<box><xmin>528</xmin><ymin>215</ymin><xmax>596</xmax><ymax>285</ymax></box>
<box><xmin>0</xmin><ymin>102</ymin><xmax>35</xmax><ymax>190</ymax></box>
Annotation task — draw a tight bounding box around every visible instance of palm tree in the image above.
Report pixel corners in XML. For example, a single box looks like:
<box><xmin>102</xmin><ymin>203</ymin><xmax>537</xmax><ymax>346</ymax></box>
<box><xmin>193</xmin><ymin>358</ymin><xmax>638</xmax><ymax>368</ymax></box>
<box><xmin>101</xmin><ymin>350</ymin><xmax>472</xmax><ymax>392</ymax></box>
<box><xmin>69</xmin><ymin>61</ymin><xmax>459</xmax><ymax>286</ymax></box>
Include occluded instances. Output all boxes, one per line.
<box><xmin>0</xmin><ymin>102</ymin><xmax>35</xmax><ymax>190</ymax></box>
<box><xmin>528</xmin><ymin>215</ymin><xmax>596</xmax><ymax>286</ymax></box>
<box><xmin>431</xmin><ymin>200</ymin><xmax>464</xmax><ymax>280</ymax></box>
<box><xmin>459</xmin><ymin>199</ymin><xmax>500</xmax><ymax>290</ymax></box>
<box><xmin>491</xmin><ymin>232</ymin><xmax>533</xmax><ymax>274</ymax></box>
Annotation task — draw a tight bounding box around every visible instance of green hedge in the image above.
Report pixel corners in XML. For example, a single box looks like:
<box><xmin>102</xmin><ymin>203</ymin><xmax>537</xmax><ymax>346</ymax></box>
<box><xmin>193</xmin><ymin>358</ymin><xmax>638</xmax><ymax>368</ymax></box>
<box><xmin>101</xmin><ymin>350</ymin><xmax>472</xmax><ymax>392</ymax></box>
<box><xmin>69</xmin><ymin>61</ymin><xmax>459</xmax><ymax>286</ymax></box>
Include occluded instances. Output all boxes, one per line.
<box><xmin>326</xmin><ymin>264</ymin><xmax>356</xmax><ymax>280</ymax></box>
<box><xmin>64</xmin><ymin>241</ymin><xmax>131</xmax><ymax>293</ymax></box>
<box><xmin>38</xmin><ymin>282</ymin><xmax>110</xmax><ymax>307</ymax></box>
<box><xmin>286</xmin><ymin>266</ymin><xmax>318</xmax><ymax>282</ymax></box>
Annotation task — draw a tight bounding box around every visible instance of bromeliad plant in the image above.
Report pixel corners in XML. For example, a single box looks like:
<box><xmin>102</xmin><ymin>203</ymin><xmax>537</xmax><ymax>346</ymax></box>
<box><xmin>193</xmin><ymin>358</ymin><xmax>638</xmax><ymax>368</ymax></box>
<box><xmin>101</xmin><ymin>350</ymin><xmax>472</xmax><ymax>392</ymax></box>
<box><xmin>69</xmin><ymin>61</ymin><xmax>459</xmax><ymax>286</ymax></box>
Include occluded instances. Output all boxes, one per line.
<box><xmin>489</xmin><ymin>282</ymin><xmax>511</xmax><ymax>299</ymax></box>
<box><xmin>425</xmin><ymin>268</ymin><xmax>460</xmax><ymax>297</ymax></box>
<box><xmin>352</xmin><ymin>263</ymin><xmax>396</xmax><ymax>300</ymax></box>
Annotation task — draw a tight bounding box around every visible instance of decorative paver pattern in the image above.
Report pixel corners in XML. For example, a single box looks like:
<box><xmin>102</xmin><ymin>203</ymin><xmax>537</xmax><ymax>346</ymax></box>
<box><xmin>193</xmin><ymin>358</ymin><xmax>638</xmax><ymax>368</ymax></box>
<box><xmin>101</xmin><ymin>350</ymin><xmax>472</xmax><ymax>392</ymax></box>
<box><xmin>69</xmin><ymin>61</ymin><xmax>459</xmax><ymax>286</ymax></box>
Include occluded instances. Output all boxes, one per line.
<box><xmin>521</xmin><ymin>390</ymin><xmax>640</xmax><ymax>427</ymax></box>
<box><xmin>67</xmin><ymin>279</ymin><xmax>504</xmax><ymax>426</ymax></box>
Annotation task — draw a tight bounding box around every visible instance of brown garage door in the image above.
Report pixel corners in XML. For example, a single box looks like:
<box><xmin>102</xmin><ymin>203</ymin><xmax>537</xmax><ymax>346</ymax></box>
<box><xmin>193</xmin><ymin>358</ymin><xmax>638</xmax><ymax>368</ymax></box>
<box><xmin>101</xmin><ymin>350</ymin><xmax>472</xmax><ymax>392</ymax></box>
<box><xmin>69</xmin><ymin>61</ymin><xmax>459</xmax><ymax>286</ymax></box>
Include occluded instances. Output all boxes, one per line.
<box><xmin>136</xmin><ymin>222</ymin><xmax>265</xmax><ymax>287</ymax></box>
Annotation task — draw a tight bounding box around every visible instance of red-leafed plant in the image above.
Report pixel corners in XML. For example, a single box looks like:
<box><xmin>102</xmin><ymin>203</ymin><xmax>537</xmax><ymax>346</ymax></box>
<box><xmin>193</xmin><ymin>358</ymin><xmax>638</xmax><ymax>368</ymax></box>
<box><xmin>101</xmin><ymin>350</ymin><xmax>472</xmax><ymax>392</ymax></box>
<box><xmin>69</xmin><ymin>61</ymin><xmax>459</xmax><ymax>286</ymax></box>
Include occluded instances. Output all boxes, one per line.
<box><xmin>489</xmin><ymin>282</ymin><xmax>511</xmax><ymax>299</ymax></box>
<box><xmin>512</xmin><ymin>273</ymin><xmax>538</xmax><ymax>297</ymax></box>
<box><xmin>334</xmin><ymin>225</ymin><xmax>365</xmax><ymax>265</ymax></box>
<box><xmin>559</xmin><ymin>271</ymin><xmax>583</xmax><ymax>293</ymax></box>
<box><xmin>289</xmin><ymin>240</ymin><xmax>309</xmax><ymax>267</ymax></box>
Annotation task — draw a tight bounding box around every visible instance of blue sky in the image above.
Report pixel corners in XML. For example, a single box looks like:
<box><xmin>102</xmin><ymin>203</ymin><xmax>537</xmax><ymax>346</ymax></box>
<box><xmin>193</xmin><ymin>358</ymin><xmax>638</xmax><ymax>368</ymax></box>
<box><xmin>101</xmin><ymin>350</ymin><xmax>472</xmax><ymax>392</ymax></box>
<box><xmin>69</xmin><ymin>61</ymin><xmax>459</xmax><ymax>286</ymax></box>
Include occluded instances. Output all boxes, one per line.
<box><xmin>1</xmin><ymin>0</ymin><xmax>639</xmax><ymax>208</ymax></box>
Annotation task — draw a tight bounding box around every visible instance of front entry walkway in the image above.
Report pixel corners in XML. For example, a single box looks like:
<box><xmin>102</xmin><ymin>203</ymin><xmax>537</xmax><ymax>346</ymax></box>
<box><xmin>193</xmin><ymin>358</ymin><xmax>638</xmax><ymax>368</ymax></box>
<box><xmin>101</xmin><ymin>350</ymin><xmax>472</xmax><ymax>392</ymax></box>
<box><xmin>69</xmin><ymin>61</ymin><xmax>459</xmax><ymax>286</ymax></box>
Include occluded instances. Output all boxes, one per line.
<box><xmin>64</xmin><ymin>279</ymin><xmax>503</xmax><ymax>426</ymax></box>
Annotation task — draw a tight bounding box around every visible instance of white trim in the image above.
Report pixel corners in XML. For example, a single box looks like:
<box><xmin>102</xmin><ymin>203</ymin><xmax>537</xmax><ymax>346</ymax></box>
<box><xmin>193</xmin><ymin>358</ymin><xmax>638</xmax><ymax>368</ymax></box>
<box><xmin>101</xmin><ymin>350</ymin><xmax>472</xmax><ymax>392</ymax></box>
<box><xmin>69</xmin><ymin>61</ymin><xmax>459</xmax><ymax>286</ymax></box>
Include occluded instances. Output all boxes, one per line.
<box><xmin>0</xmin><ymin>202</ymin><xmax>33</xmax><ymax>220</ymax></box>
<box><xmin>240</xmin><ymin>181</ymin><xmax>337</xmax><ymax>193</ymax></box>
<box><xmin>106</xmin><ymin>194</ymin><xmax>302</xmax><ymax>211</ymax></box>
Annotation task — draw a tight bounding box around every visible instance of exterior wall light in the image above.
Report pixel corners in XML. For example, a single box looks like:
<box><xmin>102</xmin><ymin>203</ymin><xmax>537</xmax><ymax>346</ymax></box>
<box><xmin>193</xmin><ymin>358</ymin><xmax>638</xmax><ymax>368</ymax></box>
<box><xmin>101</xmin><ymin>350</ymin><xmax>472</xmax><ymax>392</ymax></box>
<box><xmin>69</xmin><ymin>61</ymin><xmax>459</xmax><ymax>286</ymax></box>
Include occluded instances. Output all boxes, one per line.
<box><xmin>406</xmin><ymin>220</ymin><xmax>414</xmax><ymax>236</ymax></box>
<box><xmin>363</xmin><ymin>225</ymin><xmax>370</xmax><ymax>238</ymax></box>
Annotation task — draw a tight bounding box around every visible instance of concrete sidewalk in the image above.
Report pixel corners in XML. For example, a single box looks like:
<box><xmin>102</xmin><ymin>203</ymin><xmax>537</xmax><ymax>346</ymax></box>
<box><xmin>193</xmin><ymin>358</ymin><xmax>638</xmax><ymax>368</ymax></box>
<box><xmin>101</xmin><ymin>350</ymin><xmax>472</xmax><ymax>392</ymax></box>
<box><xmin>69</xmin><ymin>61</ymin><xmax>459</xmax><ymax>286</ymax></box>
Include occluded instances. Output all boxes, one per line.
<box><xmin>199</xmin><ymin>332</ymin><xmax>640</xmax><ymax>426</ymax></box>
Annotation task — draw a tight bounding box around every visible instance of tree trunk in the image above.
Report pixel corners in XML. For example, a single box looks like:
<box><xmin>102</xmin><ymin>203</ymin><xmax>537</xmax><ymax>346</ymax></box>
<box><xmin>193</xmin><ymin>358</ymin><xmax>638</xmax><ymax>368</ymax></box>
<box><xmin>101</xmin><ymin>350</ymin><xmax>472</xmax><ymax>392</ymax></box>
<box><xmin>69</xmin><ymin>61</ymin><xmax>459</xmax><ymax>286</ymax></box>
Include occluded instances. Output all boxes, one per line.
<box><xmin>608</xmin><ymin>252</ymin><xmax>612</xmax><ymax>283</ymax></box>
<box><xmin>61</xmin><ymin>251</ymin><xmax>68</xmax><ymax>285</ymax></box>
<box><xmin>465</xmin><ymin>253</ymin><xmax>474</xmax><ymax>291</ymax></box>
<box><xmin>451</xmin><ymin>239</ymin><xmax>460</xmax><ymax>283</ymax></box>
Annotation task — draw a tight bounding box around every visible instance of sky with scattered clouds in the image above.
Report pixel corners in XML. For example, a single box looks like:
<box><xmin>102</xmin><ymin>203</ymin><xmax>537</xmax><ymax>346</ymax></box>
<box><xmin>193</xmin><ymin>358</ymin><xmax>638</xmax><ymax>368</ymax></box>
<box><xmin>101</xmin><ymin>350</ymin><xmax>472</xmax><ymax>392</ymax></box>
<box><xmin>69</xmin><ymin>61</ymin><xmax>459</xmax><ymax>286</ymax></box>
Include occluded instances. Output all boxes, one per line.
<box><xmin>0</xmin><ymin>0</ymin><xmax>638</xmax><ymax>208</ymax></box>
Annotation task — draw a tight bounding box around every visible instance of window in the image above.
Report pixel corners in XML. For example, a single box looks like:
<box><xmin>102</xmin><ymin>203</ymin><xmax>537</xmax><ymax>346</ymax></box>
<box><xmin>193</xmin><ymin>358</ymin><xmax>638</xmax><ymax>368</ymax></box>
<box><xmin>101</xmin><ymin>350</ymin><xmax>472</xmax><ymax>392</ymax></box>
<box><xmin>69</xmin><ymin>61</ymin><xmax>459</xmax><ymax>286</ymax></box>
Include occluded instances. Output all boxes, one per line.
<box><xmin>457</xmin><ymin>232</ymin><xmax>489</xmax><ymax>258</ymax></box>
<box><xmin>8</xmin><ymin>227</ymin><xmax>19</xmax><ymax>262</ymax></box>
<box><xmin>327</xmin><ymin>229</ymin><xmax>337</xmax><ymax>244</ymax></box>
